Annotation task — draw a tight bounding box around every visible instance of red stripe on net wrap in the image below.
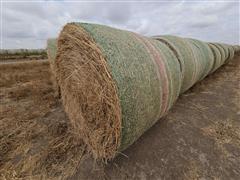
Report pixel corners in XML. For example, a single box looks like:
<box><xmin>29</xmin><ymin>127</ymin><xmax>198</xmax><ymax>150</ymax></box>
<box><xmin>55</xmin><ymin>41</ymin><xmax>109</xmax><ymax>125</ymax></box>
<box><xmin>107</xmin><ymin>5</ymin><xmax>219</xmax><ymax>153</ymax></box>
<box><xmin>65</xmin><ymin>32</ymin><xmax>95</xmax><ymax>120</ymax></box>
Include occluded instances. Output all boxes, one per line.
<box><xmin>131</xmin><ymin>33</ymin><xmax>169</xmax><ymax>116</ymax></box>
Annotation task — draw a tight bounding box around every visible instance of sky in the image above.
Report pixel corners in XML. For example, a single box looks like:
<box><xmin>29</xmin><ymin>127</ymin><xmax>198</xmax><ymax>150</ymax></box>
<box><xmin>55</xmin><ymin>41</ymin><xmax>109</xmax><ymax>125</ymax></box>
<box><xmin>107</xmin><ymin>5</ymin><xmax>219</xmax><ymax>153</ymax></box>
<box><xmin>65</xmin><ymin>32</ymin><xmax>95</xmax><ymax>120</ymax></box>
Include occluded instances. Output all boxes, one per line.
<box><xmin>1</xmin><ymin>0</ymin><xmax>239</xmax><ymax>49</ymax></box>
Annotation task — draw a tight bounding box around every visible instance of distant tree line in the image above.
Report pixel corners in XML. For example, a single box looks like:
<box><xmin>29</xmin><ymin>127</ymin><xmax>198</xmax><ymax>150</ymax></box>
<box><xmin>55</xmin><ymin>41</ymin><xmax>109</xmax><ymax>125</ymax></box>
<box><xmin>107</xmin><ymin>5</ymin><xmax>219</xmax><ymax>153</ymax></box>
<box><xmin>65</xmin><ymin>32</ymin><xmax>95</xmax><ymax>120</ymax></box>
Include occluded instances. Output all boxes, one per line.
<box><xmin>0</xmin><ymin>49</ymin><xmax>47</xmax><ymax>60</ymax></box>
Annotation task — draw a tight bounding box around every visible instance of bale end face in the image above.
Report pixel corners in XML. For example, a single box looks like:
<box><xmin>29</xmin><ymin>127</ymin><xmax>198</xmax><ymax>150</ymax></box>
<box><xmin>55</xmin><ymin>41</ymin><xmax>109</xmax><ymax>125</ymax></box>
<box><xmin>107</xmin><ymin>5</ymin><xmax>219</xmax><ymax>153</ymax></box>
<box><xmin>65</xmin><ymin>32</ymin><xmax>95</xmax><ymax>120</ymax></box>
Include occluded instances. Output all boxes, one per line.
<box><xmin>55</xmin><ymin>23</ymin><xmax>121</xmax><ymax>160</ymax></box>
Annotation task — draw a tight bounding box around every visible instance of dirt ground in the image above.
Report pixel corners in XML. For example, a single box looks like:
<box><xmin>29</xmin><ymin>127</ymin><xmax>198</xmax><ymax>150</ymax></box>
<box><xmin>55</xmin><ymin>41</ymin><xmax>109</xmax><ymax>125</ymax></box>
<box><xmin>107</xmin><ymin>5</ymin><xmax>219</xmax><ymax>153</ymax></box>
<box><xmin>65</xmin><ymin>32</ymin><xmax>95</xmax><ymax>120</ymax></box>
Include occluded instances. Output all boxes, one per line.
<box><xmin>0</xmin><ymin>55</ymin><xmax>239</xmax><ymax>180</ymax></box>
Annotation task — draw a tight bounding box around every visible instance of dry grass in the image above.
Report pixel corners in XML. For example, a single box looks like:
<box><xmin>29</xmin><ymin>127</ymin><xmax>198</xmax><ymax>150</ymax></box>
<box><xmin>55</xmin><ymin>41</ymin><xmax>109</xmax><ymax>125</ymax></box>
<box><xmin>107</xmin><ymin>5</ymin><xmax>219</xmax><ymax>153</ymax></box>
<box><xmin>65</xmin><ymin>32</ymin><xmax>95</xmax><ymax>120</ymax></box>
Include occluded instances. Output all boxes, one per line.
<box><xmin>0</xmin><ymin>60</ymin><xmax>86</xmax><ymax>179</ymax></box>
<box><xmin>56</xmin><ymin>23</ymin><xmax>121</xmax><ymax>160</ymax></box>
<box><xmin>0</xmin><ymin>60</ymin><xmax>49</xmax><ymax>88</ymax></box>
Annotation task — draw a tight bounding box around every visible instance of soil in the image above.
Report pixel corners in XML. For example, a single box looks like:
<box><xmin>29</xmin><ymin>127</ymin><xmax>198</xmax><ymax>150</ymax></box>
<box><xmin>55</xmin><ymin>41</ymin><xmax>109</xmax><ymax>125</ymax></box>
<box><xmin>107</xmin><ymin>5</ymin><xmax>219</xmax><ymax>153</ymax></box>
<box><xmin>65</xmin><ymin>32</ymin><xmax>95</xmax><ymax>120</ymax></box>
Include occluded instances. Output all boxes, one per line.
<box><xmin>0</xmin><ymin>56</ymin><xmax>239</xmax><ymax>179</ymax></box>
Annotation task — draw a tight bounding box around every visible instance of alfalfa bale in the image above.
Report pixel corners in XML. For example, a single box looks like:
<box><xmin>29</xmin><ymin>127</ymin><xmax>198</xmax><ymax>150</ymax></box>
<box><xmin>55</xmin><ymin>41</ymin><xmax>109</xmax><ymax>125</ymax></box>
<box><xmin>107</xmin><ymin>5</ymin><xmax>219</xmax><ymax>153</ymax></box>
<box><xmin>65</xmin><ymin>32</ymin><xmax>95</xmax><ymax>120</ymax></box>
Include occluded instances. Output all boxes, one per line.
<box><xmin>209</xmin><ymin>43</ymin><xmax>226</xmax><ymax>66</ymax></box>
<box><xmin>185</xmin><ymin>38</ymin><xmax>214</xmax><ymax>81</ymax></box>
<box><xmin>233</xmin><ymin>45</ymin><xmax>240</xmax><ymax>53</ymax></box>
<box><xmin>47</xmin><ymin>38</ymin><xmax>60</xmax><ymax>98</ymax></box>
<box><xmin>217</xmin><ymin>43</ymin><xmax>235</xmax><ymax>64</ymax></box>
<box><xmin>52</xmin><ymin>22</ymin><xmax>236</xmax><ymax>160</ymax></box>
<box><xmin>54</xmin><ymin>22</ymin><xmax>183</xmax><ymax>159</ymax></box>
<box><xmin>228</xmin><ymin>45</ymin><xmax>235</xmax><ymax>61</ymax></box>
<box><xmin>208</xmin><ymin>43</ymin><xmax>222</xmax><ymax>73</ymax></box>
<box><xmin>233</xmin><ymin>45</ymin><xmax>240</xmax><ymax>56</ymax></box>
<box><xmin>212</xmin><ymin>43</ymin><xmax>235</xmax><ymax>64</ymax></box>
<box><xmin>223</xmin><ymin>44</ymin><xmax>235</xmax><ymax>63</ymax></box>
<box><xmin>183</xmin><ymin>39</ymin><xmax>207</xmax><ymax>83</ymax></box>
<box><xmin>151</xmin><ymin>39</ymin><xmax>182</xmax><ymax>112</ymax></box>
<box><xmin>152</xmin><ymin>35</ymin><xmax>196</xmax><ymax>93</ymax></box>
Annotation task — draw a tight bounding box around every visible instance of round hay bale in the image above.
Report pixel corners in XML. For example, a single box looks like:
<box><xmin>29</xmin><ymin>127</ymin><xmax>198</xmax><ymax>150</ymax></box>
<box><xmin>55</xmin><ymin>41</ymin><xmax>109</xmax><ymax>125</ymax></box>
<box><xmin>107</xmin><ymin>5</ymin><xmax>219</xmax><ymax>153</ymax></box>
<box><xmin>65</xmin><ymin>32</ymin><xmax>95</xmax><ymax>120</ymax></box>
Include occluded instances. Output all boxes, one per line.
<box><xmin>216</xmin><ymin>43</ymin><xmax>229</xmax><ymax>63</ymax></box>
<box><xmin>184</xmin><ymin>39</ymin><xmax>206</xmax><ymax>83</ymax></box>
<box><xmin>233</xmin><ymin>45</ymin><xmax>240</xmax><ymax>53</ymax></box>
<box><xmin>151</xmin><ymin>39</ymin><xmax>182</xmax><ymax>111</ymax></box>
<box><xmin>186</xmin><ymin>39</ymin><xmax>214</xmax><ymax>80</ymax></box>
<box><xmin>47</xmin><ymin>38</ymin><xmax>60</xmax><ymax>98</ymax></box>
<box><xmin>233</xmin><ymin>45</ymin><xmax>240</xmax><ymax>56</ymax></box>
<box><xmin>152</xmin><ymin>35</ymin><xmax>196</xmax><ymax>93</ymax></box>
<box><xmin>55</xmin><ymin>23</ymin><xmax>173</xmax><ymax>159</ymax></box>
<box><xmin>228</xmin><ymin>45</ymin><xmax>235</xmax><ymax>61</ymax></box>
<box><xmin>208</xmin><ymin>43</ymin><xmax>222</xmax><ymax>73</ymax></box>
<box><xmin>223</xmin><ymin>44</ymin><xmax>235</xmax><ymax>63</ymax></box>
<box><xmin>210</xmin><ymin>43</ymin><xmax>226</xmax><ymax>66</ymax></box>
<box><xmin>47</xmin><ymin>38</ymin><xmax>57</xmax><ymax>65</ymax></box>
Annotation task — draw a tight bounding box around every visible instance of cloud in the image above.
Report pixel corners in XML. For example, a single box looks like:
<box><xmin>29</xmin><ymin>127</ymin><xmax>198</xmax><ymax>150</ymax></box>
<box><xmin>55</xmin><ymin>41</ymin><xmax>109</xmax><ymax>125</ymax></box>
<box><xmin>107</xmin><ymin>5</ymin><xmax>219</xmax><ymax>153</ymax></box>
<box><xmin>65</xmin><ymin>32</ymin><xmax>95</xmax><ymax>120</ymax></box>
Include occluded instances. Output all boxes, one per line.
<box><xmin>186</xmin><ymin>15</ymin><xmax>218</xmax><ymax>28</ymax></box>
<box><xmin>2</xmin><ymin>1</ymin><xmax>239</xmax><ymax>49</ymax></box>
<box><xmin>103</xmin><ymin>3</ymin><xmax>132</xmax><ymax>24</ymax></box>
